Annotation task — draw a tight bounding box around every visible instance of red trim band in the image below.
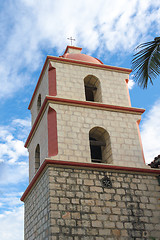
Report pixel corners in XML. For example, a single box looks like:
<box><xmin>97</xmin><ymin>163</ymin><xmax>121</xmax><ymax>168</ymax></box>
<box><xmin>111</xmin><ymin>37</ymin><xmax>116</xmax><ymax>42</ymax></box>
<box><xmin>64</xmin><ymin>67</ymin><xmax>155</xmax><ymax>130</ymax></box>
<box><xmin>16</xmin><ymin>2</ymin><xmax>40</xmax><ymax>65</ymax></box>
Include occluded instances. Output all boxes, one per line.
<box><xmin>46</xmin><ymin>96</ymin><xmax>145</xmax><ymax>113</ymax></box>
<box><xmin>21</xmin><ymin>159</ymin><xmax>160</xmax><ymax>202</ymax></box>
<box><xmin>48</xmin><ymin>55</ymin><xmax>132</xmax><ymax>72</ymax></box>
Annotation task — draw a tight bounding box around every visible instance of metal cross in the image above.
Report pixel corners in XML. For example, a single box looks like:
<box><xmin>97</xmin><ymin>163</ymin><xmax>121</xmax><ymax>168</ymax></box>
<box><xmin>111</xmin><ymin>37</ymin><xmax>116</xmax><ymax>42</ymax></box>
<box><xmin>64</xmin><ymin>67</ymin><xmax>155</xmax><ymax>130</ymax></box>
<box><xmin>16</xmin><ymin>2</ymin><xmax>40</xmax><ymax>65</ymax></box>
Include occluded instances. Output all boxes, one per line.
<box><xmin>67</xmin><ymin>37</ymin><xmax>75</xmax><ymax>46</ymax></box>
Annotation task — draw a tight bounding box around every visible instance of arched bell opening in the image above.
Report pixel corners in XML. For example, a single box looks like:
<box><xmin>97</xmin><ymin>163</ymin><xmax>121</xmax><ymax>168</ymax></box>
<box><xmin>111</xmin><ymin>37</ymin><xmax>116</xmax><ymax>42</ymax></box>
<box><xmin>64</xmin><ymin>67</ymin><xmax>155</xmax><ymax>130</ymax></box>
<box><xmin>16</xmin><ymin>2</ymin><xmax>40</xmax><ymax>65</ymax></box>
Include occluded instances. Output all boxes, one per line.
<box><xmin>35</xmin><ymin>144</ymin><xmax>40</xmax><ymax>172</ymax></box>
<box><xmin>89</xmin><ymin>127</ymin><xmax>112</xmax><ymax>164</ymax></box>
<box><xmin>37</xmin><ymin>94</ymin><xmax>41</xmax><ymax>113</ymax></box>
<box><xmin>84</xmin><ymin>75</ymin><xmax>102</xmax><ymax>102</ymax></box>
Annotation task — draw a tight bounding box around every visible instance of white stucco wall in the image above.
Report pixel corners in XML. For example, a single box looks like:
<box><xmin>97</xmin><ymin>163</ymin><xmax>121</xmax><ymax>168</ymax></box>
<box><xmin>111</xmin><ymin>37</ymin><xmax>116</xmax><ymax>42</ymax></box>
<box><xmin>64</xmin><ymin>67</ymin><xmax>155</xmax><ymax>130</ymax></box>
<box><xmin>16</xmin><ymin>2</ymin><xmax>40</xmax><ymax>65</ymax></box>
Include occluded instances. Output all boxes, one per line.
<box><xmin>30</xmin><ymin>64</ymin><xmax>49</xmax><ymax>126</ymax></box>
<box><xmin>28</xmin><ymin>107</ymin><xmax>48</xmax><ymax>181</ymax></box>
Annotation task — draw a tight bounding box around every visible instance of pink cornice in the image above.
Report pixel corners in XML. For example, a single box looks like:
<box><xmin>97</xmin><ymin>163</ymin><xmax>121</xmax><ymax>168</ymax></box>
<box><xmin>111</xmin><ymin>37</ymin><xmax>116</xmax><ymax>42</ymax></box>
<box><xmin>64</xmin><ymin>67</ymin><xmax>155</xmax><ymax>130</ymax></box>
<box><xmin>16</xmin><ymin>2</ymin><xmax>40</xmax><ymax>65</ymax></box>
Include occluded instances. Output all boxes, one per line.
<box><xmin>48</xmin><ymin>55</ymin><xmax>132</xmax><ymax>72</ymax></box>
<box><xmin>46</xmin><ymin>96</ymin><xmax>145</xmax><ymax>113</ymax></box>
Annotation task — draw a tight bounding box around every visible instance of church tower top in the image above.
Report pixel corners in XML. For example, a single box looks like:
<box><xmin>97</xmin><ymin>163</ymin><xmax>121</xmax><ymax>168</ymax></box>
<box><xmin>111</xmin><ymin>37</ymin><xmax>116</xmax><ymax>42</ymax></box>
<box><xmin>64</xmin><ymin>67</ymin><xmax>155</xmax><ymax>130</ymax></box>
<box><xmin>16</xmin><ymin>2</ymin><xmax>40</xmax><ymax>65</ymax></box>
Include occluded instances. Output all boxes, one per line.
<box><xmin>60</xmin><ymin>45</ymin><xmax>103</xmax><ymax>64</ymax></box>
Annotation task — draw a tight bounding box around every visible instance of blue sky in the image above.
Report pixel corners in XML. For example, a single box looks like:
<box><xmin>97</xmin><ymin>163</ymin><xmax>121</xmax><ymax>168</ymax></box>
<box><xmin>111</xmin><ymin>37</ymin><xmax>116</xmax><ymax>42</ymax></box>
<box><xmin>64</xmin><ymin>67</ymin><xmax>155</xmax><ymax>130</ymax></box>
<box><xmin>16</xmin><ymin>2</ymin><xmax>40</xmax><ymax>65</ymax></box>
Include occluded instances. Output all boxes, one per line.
<box><xmin>0</xmin><ymin>0</ymin><xmax>160</xmax><ymax>239</ymax></box>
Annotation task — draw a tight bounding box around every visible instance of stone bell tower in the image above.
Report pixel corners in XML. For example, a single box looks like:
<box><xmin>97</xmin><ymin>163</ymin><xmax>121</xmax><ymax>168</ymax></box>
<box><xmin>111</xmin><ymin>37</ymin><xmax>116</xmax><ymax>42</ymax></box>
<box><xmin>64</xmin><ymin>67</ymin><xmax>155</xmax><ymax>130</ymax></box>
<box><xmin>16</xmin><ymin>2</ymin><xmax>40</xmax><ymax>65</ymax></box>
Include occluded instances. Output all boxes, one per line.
<box><xmin>21</xmin><ymin>46</ymin><xmax>160</xmax><ymax>240</ymax></box>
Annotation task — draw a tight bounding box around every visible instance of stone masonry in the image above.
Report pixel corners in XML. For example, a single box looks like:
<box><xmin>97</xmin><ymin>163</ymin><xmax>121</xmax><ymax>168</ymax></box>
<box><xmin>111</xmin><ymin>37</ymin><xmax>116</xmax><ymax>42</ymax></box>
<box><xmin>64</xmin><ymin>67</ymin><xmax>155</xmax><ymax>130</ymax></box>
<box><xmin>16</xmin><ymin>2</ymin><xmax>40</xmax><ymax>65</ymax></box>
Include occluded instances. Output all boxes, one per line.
<box><xmin>28</xmin><ymin>101</ymin><xmax>145</xmax><ymax>181</ymax></box>
<box><xmin>24</xmin><ymin>164</ymin><xmax>160</xmax><ymax>240</ymax></box>
<box><xmin>30</xmin><ymin>61</ymin><xmax>130</xmax><ymax>126</ymax></box>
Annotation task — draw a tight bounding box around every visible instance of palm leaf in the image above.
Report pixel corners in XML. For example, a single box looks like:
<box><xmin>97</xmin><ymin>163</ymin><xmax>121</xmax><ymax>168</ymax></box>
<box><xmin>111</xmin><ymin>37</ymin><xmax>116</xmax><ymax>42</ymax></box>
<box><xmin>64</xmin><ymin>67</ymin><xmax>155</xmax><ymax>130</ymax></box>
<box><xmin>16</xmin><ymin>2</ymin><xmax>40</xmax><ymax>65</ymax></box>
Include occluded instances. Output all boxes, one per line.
<box><xmin>132</xmin><ymin>37</ymin><xmax>160</xmax><ymax>88</ymax></box>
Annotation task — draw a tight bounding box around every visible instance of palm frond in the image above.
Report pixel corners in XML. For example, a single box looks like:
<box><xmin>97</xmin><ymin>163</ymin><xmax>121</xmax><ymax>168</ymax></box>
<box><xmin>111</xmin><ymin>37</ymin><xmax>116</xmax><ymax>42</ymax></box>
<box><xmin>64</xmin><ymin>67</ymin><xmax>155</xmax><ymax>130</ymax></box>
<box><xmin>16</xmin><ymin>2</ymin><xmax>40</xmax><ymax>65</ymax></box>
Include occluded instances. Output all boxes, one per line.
<box><xmin>132</xmin><ymin>38</ymin><xmax>160</xmax><ymax>88</ymax></box>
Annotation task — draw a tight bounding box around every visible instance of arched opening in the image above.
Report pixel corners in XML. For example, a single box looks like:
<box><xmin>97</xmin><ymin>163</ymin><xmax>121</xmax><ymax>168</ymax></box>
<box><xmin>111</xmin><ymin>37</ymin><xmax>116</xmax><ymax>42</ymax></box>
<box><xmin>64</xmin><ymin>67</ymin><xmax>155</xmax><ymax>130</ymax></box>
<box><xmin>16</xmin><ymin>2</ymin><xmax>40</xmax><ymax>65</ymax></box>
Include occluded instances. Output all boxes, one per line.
<box><xmin>37</xmin><ymin>94</ymin><xmax>41</xmax><ymax>113</ymax></box>
<box><xmin>84</xmin><ymin>75</ymin><xmax>102</xmax><ymax>102</ymax></box>
<box><xmin>35</xmin><ymin>144</ymin><xmax>40</xmax><ymax>172</ymax></box>
<box><xmin>89</xmin><ymin>127</ymin><xmax>112</xmax><ymax>164</ymax></box>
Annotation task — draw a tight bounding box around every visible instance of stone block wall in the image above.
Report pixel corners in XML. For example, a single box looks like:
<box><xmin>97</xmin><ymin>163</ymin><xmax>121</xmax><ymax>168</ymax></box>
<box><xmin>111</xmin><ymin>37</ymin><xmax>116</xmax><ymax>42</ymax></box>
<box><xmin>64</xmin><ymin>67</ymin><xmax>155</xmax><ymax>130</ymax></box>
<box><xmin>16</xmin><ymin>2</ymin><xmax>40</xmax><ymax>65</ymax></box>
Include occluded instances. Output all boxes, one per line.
<box><xmin>51</xmin><ymin>61</ymin><xmax>130</xmax><ymax>108</ymax></box>
<box><xmin>24</xmin><ymin>168</ymin><xmax>50</xmax><ymax>240</ymax></box>
<box><xmin>30</xmin><ymin>60</ymin><xmax>130</xmax><ymax>126</ymax></box>
<box><xmin>24</xmin><ymin>164</ymin><xmax>160</xmax><ymax>240</ymax></box>
<box><xmin>50</xmin><ymin>103</ymin><xmax>144</xmax><ymax>168</ymax></box>
<box><xmin>28</xmin><ymin>101</ymin><xmax>145</xmax><ymax>181</ymax></box>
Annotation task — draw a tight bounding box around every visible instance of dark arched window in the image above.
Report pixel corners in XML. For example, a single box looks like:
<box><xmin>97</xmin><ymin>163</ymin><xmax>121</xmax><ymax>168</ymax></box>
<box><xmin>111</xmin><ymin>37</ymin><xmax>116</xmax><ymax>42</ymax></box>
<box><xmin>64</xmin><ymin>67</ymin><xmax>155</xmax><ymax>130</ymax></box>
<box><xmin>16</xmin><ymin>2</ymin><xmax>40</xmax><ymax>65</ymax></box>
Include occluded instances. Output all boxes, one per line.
<box><xmin>84</xmin><ymin>75</ymin><xmax>102</xmax><ymax>102</ymax></box>
<box><xmin>89</xmin><ymin>127</ymin><xmax>112</xmax><ymax>164</ymax></box>
<box><xmin>35</xmin><ymin>144</ymin><xmax>40</xmax><ymax>172</ymax></box>
<box><xmin>37</xmin><ymin>94</ymin><xmax>41</xmax><ymax>113</ymax></box>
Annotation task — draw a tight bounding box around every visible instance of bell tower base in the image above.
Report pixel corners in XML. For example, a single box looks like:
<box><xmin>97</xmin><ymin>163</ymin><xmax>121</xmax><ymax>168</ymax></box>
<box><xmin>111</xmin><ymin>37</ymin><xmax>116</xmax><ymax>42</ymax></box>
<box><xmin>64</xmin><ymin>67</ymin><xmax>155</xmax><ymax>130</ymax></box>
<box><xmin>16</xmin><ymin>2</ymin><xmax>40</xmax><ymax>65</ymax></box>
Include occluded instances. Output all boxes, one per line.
<box><xmin>22</xmin><ymin>160</ymin><xmax>160</xmax><ymax>240</ymax></box>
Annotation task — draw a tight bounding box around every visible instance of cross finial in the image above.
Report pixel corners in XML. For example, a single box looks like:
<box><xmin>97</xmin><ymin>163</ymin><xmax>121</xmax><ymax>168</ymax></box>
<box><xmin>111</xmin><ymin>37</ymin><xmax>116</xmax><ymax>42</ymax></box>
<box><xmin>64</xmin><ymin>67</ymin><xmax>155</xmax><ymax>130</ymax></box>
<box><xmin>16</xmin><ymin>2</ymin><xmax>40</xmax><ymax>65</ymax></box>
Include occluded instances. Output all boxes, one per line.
<box><xmin>67</xmin><ymin>37</ymin><xmax>75</xmax><ymax>46</ymax></box>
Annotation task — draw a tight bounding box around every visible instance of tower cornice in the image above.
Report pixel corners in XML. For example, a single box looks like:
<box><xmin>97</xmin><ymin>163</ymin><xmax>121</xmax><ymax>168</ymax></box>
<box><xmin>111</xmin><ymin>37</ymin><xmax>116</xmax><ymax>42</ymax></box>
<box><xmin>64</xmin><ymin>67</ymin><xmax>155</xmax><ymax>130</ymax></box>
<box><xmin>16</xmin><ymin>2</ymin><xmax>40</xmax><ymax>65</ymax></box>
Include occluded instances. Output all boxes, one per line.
<box><xmin>48</xmin><ymin>56</ymin><xmax>132</xmax><ymax>73</ymax></box>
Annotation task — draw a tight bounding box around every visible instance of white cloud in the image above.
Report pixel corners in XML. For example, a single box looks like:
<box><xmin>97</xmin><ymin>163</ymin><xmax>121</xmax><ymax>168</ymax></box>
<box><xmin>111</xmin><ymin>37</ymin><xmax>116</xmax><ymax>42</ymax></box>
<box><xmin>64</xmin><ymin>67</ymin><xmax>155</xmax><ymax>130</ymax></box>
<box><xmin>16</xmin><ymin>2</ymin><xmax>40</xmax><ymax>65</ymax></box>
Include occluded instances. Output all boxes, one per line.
<box><xmin>140</xmin><ymin>99</ymin><xmax>160</xmax><ymax>164</ymax></box>
<box><xmin>0</xmin><ymin>127</ymin><xmax>28</xmax><ymax>164</ymax></box>
<box><xmin>12</xmin><ymin>118</ymin><xmax>31</xmax><ymax>128</ymax></box>
<box><xmin>0</xmin><ymin>118</ymin><xmax>30</xmax><ymax>163</ymax></box>
<box><xmin>0</xmin><ymin>162</ymin><xmax>28</xmax><ymax>185</ymax></box>
<box><xmin>0</xmin><ymin>192</ymin><xmax>23</xmax><ymax>209</ymax></box>
<box><xmin>12</xmin><ymin>118</ymin><xmax>31</xmax><ymax>141</ymax></box>
<box><xmin>0</xmin><ymin>118</ymin><xmax>30</xmax><ymax>184</ymax></box>
<box><xmin>0</xmin><ymin>0</ymin><xmax>160</xmax><ymax>99</ymax></box>
<box><xmin>0</xmin><ymin>206</ymin><xmax>24</xmax><ymax>240</ymax></box>
<box><xmin>128</xmin><ymin>79</ymin><xmax>135</xmax><ymax>90</ymax></box>
<box><xmin>0</xmin><ymin>118</ymin><xmax>28</xmax><ymax>240</ymax></box>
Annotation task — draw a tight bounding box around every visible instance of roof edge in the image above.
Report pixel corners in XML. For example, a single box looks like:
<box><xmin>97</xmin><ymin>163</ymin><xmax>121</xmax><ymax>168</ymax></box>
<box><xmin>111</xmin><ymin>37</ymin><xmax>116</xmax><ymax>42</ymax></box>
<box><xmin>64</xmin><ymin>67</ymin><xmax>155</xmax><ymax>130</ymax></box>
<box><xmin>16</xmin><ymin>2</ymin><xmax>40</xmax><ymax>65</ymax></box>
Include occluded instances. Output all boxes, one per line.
<box><xmin>48</xmin><ymin>55</ymin><xmax>132</xmax><ymax>73</ymax></box>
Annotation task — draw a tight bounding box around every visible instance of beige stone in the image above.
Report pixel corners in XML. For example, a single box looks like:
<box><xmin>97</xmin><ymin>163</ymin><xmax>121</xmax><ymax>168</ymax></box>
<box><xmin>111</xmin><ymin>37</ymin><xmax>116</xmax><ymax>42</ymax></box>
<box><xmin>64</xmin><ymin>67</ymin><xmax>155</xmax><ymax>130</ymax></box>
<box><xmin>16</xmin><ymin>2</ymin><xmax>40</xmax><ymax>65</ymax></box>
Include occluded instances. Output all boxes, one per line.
<box><xmin>24</xmin><ymin>166</ymin><xmax>160</xmax><ymax>239</ymax></box>
<box><xmin>112</xmin><ymin>229</ymin><xmax>121</xmax><ymax>237</ymax></box>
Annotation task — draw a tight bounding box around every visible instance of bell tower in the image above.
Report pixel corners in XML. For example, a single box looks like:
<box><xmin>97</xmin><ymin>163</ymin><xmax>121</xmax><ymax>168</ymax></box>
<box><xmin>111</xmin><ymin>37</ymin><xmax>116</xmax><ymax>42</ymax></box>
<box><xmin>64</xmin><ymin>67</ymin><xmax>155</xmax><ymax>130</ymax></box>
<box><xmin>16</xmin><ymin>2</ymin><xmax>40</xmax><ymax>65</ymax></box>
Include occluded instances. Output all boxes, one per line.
<box><xmin>21</xmin><ymin>46</ymin><xmax>160</xmax><ymax>240</ymax></box>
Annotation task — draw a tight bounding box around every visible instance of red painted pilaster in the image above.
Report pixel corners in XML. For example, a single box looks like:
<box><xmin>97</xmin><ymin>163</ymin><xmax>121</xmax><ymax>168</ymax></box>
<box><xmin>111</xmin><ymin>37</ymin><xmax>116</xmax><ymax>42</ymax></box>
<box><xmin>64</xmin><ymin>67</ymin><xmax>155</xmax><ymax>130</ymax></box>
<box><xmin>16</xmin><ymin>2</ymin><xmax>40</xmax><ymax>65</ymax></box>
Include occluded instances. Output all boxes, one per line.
<box><xmin>125</xmin><ymin>79</ymin><xmax>131</xmax><ymax>107</ymax></box>
<box><xmin>47</xmin><ymin>106</ymin><xmax>58</xmax><ymax>157</ymax></box>
<box><xmin>48</xmin><ymin>63</ymin><xmax>57</xmax><ymax>96</ymax></box>
<box><xmin>137</xmin><ymin>119</ymin><xmax>145</xmax><ymax>164</ymax></box>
